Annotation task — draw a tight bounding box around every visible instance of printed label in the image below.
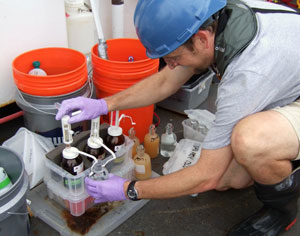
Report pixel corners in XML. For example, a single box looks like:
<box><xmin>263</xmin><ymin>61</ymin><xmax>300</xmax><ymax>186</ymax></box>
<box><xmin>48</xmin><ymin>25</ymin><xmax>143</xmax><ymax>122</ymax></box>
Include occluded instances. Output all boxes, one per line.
<box><xmin>114</xmin><ymin>143</ymin><xmax>125</xmax><ymax>152</ymax></box>
<box><xmin>135</xmin><ymin>164</ymin><xmax>146</xmax><ymax>174</ymax></box>
<box><xmin>63</xmin><ymin>178</ymin><xmax>82</xmax><ymax>190</ymax></box>
<box><xmin>182</xmin><ymin>143</ymin><xmax>201</xmax><ymax>168</ymax></box>
<box><xmin>115</xmin><ymin>144</ymin><xmax>126</xmax><ymax>158</ymax></box>
<box><xmin>73</xmin><ymin>162</ymin><xmax>84</xmax><ymax>174</ymax></box>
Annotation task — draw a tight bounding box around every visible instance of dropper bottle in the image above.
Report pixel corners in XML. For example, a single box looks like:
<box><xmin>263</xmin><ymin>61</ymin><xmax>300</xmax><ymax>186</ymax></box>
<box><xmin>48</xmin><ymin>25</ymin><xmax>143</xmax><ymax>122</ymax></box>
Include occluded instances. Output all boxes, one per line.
<box><xmin>128</xmin><ymin>127</ymin><xmax>140</xmax><ymax>159</ymax></box>
<box><xmin>84</xmin><ymin>117</ymin><xmax>106</xmax><ymax>162</ymax></box>
<box><xmin>160</xmin><ymin>123</ymin><xmax>177</xmax><ymax>157</ymax></box>
<box><xmin>133</xmin><ymin>144</ymin><xmax>152</xmax><ymax>180</ymax></box>
<box><xmin>144</xmin><ymin>124</ymin><xmax>160</xmax><ymax>158</ymax></box>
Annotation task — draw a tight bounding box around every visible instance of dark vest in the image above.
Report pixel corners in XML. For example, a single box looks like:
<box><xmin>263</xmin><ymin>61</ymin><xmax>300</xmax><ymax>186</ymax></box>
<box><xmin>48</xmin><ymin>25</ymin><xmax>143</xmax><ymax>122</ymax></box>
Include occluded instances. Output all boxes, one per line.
<box><xmin>213</xmin><ymin>0</ymin><xmax>299</xmax><ymax>78</ymax></box>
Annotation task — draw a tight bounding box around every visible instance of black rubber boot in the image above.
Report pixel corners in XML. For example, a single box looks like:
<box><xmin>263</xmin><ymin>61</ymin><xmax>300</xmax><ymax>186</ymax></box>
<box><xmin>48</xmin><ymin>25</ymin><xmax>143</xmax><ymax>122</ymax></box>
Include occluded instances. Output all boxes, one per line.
<box><xmin>228</xmin><ymin>163</ymin><xmax>300</xmax><ymax>236</ymax></box>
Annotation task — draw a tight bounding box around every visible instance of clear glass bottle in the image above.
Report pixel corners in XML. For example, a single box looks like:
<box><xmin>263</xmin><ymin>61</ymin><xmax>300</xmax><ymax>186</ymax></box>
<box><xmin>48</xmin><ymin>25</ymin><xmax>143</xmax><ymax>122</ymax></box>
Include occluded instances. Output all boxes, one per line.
<box><xmin>133</xmin><ymin>145</ymin><xmax>152</xmax><ymax>180</ymax></box>
<box><xmin>160</xmin><ymin>123</ymin><xmax>177</xmax><ymax>157</ymax></box>
<box><xmin>144</xmin><ymin>124</ymin><xmax>160</xmax><ymax>158</ymax></box>
<box><xmin>128</xmin><ymin>127</ymin><xmax>140</xmax><ymax>159</ymax></box>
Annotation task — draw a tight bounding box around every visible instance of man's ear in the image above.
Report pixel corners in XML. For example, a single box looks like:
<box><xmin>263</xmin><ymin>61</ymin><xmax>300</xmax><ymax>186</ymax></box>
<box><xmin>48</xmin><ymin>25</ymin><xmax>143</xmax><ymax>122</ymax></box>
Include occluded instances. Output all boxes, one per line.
<box><xmin>194</xmin><ymin>30</ymin><xmax>210</xmax><ymax>49</ymax></box>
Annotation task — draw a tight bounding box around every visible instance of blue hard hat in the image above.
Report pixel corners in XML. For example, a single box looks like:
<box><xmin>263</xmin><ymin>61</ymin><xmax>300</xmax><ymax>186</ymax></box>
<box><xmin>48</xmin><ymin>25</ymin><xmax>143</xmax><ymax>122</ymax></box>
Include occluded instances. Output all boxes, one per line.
<box><xmin>134</xmin><ymin>0</ymin><xmax>227</xmax><ymax>59</ymax></box>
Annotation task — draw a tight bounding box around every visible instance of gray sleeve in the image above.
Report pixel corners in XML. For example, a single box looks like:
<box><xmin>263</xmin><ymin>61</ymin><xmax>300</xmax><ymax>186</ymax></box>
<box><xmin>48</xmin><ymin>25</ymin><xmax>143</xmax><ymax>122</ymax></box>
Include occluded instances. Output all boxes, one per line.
<box><xmin>202</xmin><ymin>70</ymin><xmax>275</xmax><ymax>150</ymax></box>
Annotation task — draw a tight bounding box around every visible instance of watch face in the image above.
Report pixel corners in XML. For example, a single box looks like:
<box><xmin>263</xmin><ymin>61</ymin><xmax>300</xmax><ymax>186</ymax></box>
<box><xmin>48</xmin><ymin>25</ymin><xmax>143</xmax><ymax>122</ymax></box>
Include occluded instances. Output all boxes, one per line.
<box><xmin>128</xmin><ymin>189</ymin><xmax>137</xmax><ymax>199</ymax></box>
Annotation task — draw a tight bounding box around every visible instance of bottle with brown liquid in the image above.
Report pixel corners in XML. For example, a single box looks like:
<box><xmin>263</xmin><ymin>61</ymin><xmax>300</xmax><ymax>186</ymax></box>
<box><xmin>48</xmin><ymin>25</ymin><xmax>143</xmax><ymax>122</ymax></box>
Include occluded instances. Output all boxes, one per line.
<box><xmin>84</xmin><ymin>138</ymin><xmax>106</xmax><ymax>161</ymax></box>
<box><xmin>128</xmin><ymin>127</ymin><xmax>140</xmax><ymax>159</ymax></box>
<box><xmin>61</xmin><ymin>147</ymin><xmax>84</xmax><ymax>189</ymax></box>
<box><xmin>144</xmin><ymin>124</ymin><xmax>160</xmax><ymax>158</ymax></box>
<box><xmin>133</xmin><ymin>145</ymin><xmax>152</xmax><ymax>180</ymax></box>
<box><xmin>105</xmin><ymin>126</ymin><xmax>126</xmax><ymax>164</ymax></box>
<box><xmin>84</xmin><ymin>117</ymin><xmax>106</xmax><ymax>163</ymax></box>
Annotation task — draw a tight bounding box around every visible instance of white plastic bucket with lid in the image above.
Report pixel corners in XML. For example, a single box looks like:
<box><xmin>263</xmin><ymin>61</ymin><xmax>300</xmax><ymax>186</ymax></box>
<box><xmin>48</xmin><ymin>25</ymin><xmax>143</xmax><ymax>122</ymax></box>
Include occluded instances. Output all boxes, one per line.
<box><xmin>0</xmin><ymin>147</ymin><xmax>30</xmax><ymax>236</ymax></box>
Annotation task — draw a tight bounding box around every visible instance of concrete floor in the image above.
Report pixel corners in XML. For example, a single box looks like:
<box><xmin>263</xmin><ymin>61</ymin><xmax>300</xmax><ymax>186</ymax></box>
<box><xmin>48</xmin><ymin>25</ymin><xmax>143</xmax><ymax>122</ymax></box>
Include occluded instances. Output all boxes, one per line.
<box><xmin>1</xmin><ymin>85</ymin><xmax>300</xmax><ymax>236</ymax></box>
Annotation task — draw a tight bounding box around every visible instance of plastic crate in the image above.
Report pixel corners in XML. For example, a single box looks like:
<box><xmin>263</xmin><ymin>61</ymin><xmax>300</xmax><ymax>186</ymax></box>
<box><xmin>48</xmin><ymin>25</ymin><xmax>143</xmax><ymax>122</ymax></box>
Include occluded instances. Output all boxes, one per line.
<box><xmin>157</xmin><ymin>70</ymin><xmax>214</xmax><ymax>112</ymax></box>
<box><xmin>182</xmin><ymin>110</ymin><xmax>215</xmax><ymax>142</ymax></box>
<box><xmin>43</xmin><ymin>130</ymin><xmax>135</xmax><ymax>216</ymax></box>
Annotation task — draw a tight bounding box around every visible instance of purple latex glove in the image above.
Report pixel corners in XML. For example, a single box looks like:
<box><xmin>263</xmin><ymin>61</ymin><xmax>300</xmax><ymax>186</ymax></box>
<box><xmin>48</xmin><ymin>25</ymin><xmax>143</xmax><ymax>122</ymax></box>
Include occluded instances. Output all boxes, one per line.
<box><xmin>85</xmin><ymin>173</ymin><xmax>128</xmax><ymax>203</ymax></box>
<box><xmin>55</xmin><ymin>96</ymin><xmax>108</xmax><ymax>124</ymax></box>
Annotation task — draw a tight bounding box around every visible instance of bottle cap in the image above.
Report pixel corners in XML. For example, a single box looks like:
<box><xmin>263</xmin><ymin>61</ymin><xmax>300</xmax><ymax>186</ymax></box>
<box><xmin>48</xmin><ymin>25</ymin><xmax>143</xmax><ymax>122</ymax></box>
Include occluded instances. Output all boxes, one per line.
<box><xmin>62</xmin><ymin>147</ymin><xmax>79</xmax><ymax>159</ymax></box>
<box><xmin>32</xmin><ymin>61</ymin><xmax>41</xmax><ymax>68</ymax></box>
<box><xmin>108</xmin><ymin>126</ymin><xmax>123</xmax><ymax>136</ymax></box>
<box><xmin>87</xmin><ymin>137</ymin><xmax>103</xmax><ymax>149</ymax></box>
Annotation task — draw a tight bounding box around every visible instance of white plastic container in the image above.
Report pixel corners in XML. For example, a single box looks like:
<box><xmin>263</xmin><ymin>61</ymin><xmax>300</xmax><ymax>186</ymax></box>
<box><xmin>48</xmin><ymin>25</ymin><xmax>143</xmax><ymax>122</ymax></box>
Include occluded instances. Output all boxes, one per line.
<box><xmin>182</xmin><ymin>109</ymin><xmax>215</xmax><ymax>142</ymax></box>
<box><xmin>65</xmin><ymin>0</ymin><xmax>97</xmax><ymax>55</ymax></box>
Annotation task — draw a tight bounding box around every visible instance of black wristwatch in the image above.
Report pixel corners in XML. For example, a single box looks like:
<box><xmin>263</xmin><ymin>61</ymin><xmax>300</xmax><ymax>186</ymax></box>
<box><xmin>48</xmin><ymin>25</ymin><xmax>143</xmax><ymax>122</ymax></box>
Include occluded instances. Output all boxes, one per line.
<box><xmin>127</xmin><ymin>181</ymin><xmax>140</xmax><ymax>201</ymax></box>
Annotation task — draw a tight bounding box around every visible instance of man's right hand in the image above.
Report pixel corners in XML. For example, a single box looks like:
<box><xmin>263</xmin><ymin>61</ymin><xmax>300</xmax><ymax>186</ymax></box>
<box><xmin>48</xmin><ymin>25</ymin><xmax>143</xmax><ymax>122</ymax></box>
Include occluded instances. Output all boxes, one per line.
<box><xmin>55</xmin><ymin>96</ymin><xmax>108</xmax><ymax>123</ymax></box>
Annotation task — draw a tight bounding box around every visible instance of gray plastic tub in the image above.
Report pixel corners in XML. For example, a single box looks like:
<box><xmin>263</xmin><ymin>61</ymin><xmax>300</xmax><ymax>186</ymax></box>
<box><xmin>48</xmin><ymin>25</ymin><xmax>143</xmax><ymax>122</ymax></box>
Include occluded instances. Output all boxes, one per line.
<box><xmin>0</xmin><ymin>146</ymin><xmax>29</xmax><ymax>236</ymax></box>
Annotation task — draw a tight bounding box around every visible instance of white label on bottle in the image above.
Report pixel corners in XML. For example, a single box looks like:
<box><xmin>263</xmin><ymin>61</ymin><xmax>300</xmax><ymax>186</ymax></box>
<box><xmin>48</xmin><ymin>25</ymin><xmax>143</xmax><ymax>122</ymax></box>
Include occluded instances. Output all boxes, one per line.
<box><xmin>114</xmin><ymin>143</ymin><xmax>125</xmax><ymax>152</ymax></box>
<box><xmin>73</xmin><ymin>162</ymin><xmax>84</xmax><ymax>174</ymax></box>
<box><xmin>135</xmin><ymin>164</ymin><xmax>146</xmax><ymax>174</ymax></box>
<box><xmin>115</xmin><ymin>143</ymin><xmax>126</xmax><ymax>157</ymax></box>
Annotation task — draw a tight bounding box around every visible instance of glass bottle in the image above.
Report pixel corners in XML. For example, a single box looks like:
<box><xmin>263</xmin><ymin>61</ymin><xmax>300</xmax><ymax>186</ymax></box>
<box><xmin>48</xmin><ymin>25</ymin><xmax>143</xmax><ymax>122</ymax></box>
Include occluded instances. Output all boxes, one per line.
<box><xmin>144</xmin><ymin>124</ymin><xmax>160</xmax><ymax>158</ymax></box>
<box><xmin>61</xmin><ymin>147</ymin><xmax>84</xmax><ymax>189</ymax></box>
<box><xmin>160</xmin><ymin>123</ymin><xmax>177</xmax><ymax>157</ymax></box>
<box><xmin>133</xmin><ymin>145</ymin><xmax>152</xmax><ymax>180</ymax></box>
<box><xmin>90</xmin><ymin>162</ymin><xmax>109</xmax><ymax>181</ymax></box>
<box><xmin>84</xmin><ymin>117</ymin><xmax>106</xmax><ymax>162</ymax></box>
<box><xmin>84</xmin><ymin>138</ymin><xmax>106</xmax><ymax>162</ymax></box>
<box><xmin>105</xmin><ymin>126</ymin><xmax>126</xmax><ymax>164</ymax></box>
<box><xmin>128</xmin><ymin>127</ymin><xmax>140</xmax><ymax>159</ymax></box>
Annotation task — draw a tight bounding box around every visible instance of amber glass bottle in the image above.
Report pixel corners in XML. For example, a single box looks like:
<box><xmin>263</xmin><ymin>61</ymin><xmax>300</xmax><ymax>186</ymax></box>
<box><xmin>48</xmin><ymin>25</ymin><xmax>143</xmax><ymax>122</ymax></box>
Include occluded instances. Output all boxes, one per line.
<box><xmin>133</xmin><ymin>145</ymin><xmax>152</xmax><ymax>180</ymax></box>
<box><xmin>144</xmin><ymin>124</ymin><xmax>160</xmax><ymax>158</ymax></box>
<box><xmin>61</xmin><ymin>147</ymin><xmax>84</xmax><ymax>189</ymax></box>
<box><xmin>105</xmin><ymin>126</ymin><xmax>126</xmax><ymax>164</ymax></box>
<box><xmin>84</xmin><ymin>138</ymin><xmax>106</xmax><ymax>161</ymax></box>
<box><xmin>128</xmin><ymin>127</ymin><xmax>140</xmax><ymax>159</ymax></box>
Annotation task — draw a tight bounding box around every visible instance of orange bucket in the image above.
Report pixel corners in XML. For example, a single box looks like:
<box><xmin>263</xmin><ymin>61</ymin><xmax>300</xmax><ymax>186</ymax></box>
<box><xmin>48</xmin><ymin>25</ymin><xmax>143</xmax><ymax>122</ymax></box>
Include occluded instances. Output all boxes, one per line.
<box><xmin>12</xmin><ymin>47</ymin><xmax>88</xmax><ymax>96</ymax></box>
<box><xmin>91</xmin><ymin>38</ymin><xmax>159</xmax><ymax>141</ymax></box>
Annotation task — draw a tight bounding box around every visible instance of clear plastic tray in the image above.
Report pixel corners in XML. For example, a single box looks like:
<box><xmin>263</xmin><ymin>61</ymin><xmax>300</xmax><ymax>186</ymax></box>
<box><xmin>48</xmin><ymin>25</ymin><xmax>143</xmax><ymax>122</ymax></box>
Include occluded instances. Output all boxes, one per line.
<box><xmin>43</xmin><ymin>131</ymin><xmax>134</xmax><ymax>216</ymax></box>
